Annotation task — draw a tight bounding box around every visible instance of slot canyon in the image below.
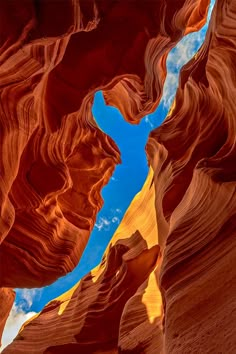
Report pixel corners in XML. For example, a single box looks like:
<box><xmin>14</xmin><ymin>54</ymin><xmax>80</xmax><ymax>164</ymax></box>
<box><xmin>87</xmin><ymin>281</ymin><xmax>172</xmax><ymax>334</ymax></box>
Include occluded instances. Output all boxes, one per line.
<box><xmin>0</xmin><ymin>0</ymin><xmax>236</xmax><ymax>353</ymax></box>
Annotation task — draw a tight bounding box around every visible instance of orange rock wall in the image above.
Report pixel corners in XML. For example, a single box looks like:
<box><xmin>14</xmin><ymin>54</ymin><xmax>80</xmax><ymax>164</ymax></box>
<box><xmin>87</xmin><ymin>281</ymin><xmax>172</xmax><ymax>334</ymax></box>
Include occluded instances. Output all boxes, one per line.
<box><xmin>150</xmin><ymin>1</ymin><xmax>236</xmax><ymax>352</ymax></box>
<box><xmin>0</xmin><ymin>0</ymin><xmax>208</xmax><ymax>289</ymax></box>
<box><xmin>2</xmin><ymin>168</ymin><xmax>162</xmax><ymax>354</ymax></box>
<box><xmin>2</xmin><ymin>0</ymin><xmax>236</xmax><ymax>353</ymax></box>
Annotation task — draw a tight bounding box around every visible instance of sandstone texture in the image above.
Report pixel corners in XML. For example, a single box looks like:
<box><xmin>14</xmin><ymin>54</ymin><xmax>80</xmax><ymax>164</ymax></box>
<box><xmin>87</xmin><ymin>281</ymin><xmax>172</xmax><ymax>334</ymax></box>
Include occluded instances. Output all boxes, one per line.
<box><xmin>1</xmin><ymin>0</ymin><xmax>236</xmax><ymax>353</ymax></box>
<box><xmin>0</xmin><ymin>0</ymin><xmax>208</xmax><ymax>288</ymax></box>
<box><xmin>3</xmin><ymin>168</ymin><xmax>162</xmax><ymax>354</ymax></box>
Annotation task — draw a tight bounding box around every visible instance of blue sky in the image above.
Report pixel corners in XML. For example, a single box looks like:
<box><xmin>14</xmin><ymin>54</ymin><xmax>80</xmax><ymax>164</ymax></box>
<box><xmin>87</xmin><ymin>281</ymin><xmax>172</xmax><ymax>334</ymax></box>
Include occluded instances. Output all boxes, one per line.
<box><xmin>1</xmin><ymin>1</ymin><xmax>215</xmax><ymax>349</ymax></box>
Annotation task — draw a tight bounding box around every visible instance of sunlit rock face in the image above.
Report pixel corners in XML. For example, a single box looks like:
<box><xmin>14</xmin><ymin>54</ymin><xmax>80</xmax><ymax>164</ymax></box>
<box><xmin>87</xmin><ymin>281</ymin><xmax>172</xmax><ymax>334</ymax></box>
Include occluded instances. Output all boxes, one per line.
<box><xmin>0</xmin><ymin>0</ymin><xmax>208</xmax><ymax>289</ymax></box>
<box><xmin>2</xmin><ymin>169</ymin><xmax>162</xmax><ymax>354</ymax></box>
<box><xmin>2</xmin><ymin>0</ymin><xmax>236</xmax><ymax>353</ymax></box>
<box><xmin>149</xmin><ymin>0</ymin><xmax>236</xmax><ymax>352</ymax></box>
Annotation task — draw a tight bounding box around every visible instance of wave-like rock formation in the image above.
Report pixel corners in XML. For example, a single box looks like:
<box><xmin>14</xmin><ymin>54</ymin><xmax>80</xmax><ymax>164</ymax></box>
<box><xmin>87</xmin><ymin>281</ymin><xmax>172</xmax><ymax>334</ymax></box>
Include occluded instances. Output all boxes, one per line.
<box><xmin>147</xmin><ymin>0</ymin><xmax>236</xmax><ymax>352</ymax></box>
<box><xmin>2</xmin><ymin>0</ymin><xmax>236</xmax><ymax>353</ymax></box>
<box><xmin>0</xmin><ymin>0</ymin><xmax>208</xmax><ymax>290</ymax></box>
<box><xmin>4</xmin><ymin>0</ymin><xmax>236</xmax><ymax>353</ymax></box>
<box><xmin>3</xmin><ymin>168</ymin><xmax>162</xmax><ymax>354</ymax></box>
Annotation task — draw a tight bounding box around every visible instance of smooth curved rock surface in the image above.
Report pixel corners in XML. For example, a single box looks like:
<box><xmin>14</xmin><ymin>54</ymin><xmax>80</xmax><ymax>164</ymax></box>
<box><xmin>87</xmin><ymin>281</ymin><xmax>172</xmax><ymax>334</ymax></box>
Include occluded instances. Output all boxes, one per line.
<box><xmin>4</xmin><ymin>0</ymin><xmax>236</xmax><ymax>353</ymax></box>
<box><xmin>2</xmin><ymin>168</ymin><xmax>162</xmax><ymax>354</ymax></box>
<box><xmin>3</xmin><ymin>0</ymin><xmax>236</xmax><ymax>353</ymax></box>
<box><xmin>147</xmin><ymin>0</ymin><xmax>236</xmax><ymax>352</ymax></box>
<box><xmin>0</xmin><ymin>0</ymin><xmax>209</xmax><ymax>289</ymax></box>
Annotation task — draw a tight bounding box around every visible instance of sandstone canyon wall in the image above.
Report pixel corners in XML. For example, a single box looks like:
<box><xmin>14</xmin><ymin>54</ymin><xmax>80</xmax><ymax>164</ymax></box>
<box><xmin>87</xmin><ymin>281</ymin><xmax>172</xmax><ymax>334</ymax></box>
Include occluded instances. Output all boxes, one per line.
<box><xmin>1</xmin><ymin>0</ymin><xmax>236</xmax><ymax>353</ymax></box>
<box><xmin>0</xmin><ymin>0</ymin><xmax>208</xmax><ymax>288</ymax></box>
<box><xmin>3</xmin><ymin>168</ymin><xmax>163</xmax><ymax>354</ymax></box>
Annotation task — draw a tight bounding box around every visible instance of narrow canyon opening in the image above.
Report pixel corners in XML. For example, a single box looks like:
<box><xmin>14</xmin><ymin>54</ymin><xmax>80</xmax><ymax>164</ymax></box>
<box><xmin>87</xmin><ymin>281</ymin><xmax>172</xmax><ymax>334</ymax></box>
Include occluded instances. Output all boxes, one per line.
<box><xmin>0</xmin><ymin>2</ymin><xmax>216</xmax><ymax>351</ymax></box>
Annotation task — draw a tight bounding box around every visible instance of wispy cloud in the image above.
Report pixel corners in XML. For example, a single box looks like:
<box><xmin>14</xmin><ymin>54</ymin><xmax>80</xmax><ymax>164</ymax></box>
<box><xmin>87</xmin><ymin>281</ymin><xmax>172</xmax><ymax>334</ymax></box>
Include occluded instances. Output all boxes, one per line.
<box><xmin>161</xmin><ymin>1</ymin><xmax>215</xmax><ymax>109</ymax></box>
<box><xmin>95</xmin><ymin>208</ymin><xmax>122</xmax><ymax>231</ymax></box>
<box><xmin>111</xmin><ymin>216</ymin><xmax>119</xmax><ymax>223</ymax></box>
<box><xmin>1</xmin><ymin>303</ymin><xmax>36</xmax><ymax>352</ymax></box>
<box><xmin>144</xmin><ymin>115</ymin><xmax>154</xmax><ymax>128</ymax></box>
<box><xmin>15</xmin><ymin>288</ymin><xmax>42</xmax><ymax>312</ymax></box>
<box><xmin>162</xmin><ymin>32</ymin><xmax>204</xmax><ymax>108</ymax></box>
<box><xmin>95</xmin><ymin>216</ymin><xmax>111</xmax><ymax>231</ymax></box>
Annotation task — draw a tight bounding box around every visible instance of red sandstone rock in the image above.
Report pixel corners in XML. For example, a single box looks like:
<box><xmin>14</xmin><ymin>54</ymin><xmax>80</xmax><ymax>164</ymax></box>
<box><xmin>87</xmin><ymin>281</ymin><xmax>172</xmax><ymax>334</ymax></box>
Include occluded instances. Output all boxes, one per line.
<box><xmin>3</xmin><ymin>0</ymin><xmax>235</xmax><ymax>353</ymax></box>
<box><xmin>0</xmin><ymin>0</ymin><xmax>208</xmax><ymax>288</ymax></box>
<box><xmin>148</xmin><ymin>1</ymin><xmax>236</xmax><ymax>351</ymax></box>
<box><xmin>2</xmin><ymin>169</ymin><xmax>162</xmax><ymax>354</ymax></box>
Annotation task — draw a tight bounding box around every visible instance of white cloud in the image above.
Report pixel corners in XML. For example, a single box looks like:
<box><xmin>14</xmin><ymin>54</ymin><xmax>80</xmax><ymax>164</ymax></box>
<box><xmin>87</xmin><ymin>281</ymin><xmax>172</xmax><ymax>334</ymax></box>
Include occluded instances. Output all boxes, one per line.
<box><xmin>161</xmin><ymin>0</ymin><xmax>215</xmax><ymax>109</ymax></box>
<box><xmin>162</xmin><ymin>71</ymin><xmax>180</xmax><ymax>109</ymax></box>
<box><xmin>144</xmin><ymin>115</ymin><xmax>154</xmax><ymax>128</ymax></box>
<box><xmin>95</xmin><ymin>217</ymin><xmax>111</xmax><ymax>231</ymax></box>
<box><xmin>1</xmin><ymin>303</ymin><xmax>36</xmax><ymax>352</ymax></box>
<box><xmin>1</xmin><ymin>288</ymin><xmax>42</xmax><ymax>351</ymax></box>
<box><xmin>112</xmin><ymin>216</ymin><xmax>120</xmax><ymax>224</ymax></box>
<box><xmin>94</xmin><ymin>209</ymin><xmax>122</xmax><ymax>231</ymax></box>
<box><xmin>162</xmin><ymin>32</ymin><xmax>205</xmax><ymax>108</ymax></box>
<box><xmin>15</xmin><ymin>288</ymin><xmax>42</xmax><ymax>312</ymax></box>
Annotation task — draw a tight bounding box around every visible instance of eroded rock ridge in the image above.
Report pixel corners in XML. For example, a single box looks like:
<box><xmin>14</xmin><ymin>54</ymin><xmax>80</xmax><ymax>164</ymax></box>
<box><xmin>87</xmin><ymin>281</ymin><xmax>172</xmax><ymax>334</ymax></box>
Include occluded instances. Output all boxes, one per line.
<box><xmin>1</xmin><ymin>0</ymin><xmax>236</xmax><ymax>353</ymax></box>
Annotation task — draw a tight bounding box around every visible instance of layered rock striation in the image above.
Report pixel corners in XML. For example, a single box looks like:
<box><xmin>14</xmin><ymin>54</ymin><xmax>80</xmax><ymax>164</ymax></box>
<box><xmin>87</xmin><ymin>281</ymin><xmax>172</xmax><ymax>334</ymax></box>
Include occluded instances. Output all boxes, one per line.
<box><xmin>149</xmin><ymin>1</ymin><xmax>236</xmax><ymax>351</ymax></box>
<box><xmin>2</xmin><ymin>0</ymin><xmax>236</xmax><ymax>353</ymax></box>
<box><xmin>2</xmin><ymin>168</ymin><xmax>162</xmax><ymax>354</ymax></box>
<box><xmin>0</xmin><ymin>0</ymin><xmax>209</xmax><ymax>289</ymax></box>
